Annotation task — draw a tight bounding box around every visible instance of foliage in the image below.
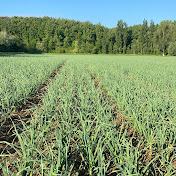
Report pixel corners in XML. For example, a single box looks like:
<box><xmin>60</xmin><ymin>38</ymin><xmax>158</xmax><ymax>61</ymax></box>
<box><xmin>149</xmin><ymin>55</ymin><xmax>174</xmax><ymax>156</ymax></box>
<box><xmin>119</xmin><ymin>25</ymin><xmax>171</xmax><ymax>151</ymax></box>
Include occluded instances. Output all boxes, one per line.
<box><xmin>0</xmin><ymin>30</ymin><xmax>18</xmax><ymax>51</ymax></box>
<box><xmin>0</xmin><ymin>55</ymin><xmax>66</xmax><ymax>116</ymax></box>
<box><xmin>0</xmin><ymin>17</ymin><xmax>176</xmax><ymax>55</ymax></box>
<box><xmin>154</xmin><ymin>21</ymin><xmax>176</xmax><ymax>56</ymax></box>
<box><xmin>168</xmin><ymin>41</ymin><xmax>176</xmax><ymax>56</ymax></box>
<box><xmin>0</xmin><ymin>55</ymin><xmax>176</xmax><ymax>175</ymax></box>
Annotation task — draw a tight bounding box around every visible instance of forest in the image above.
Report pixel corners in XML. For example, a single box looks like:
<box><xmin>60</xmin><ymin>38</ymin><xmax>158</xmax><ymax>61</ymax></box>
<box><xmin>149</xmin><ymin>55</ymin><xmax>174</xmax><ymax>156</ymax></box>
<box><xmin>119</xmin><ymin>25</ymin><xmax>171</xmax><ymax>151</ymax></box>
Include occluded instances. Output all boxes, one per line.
<box><xmin>0</xmin><ymin>16</ymin><xmax>176</xmax><ymax>55</ymax></box>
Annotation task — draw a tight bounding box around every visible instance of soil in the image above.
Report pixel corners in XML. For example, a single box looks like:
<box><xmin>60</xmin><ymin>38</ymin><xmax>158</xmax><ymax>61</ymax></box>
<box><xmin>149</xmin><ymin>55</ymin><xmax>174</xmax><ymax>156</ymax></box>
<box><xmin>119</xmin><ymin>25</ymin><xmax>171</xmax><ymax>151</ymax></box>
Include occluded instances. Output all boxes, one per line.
<box><xmin>0</xmin><ymin>63</ymin><xmax>64</xmax><ymax>175</ymax></box>
<box><xmin>88</xmin><ymin>70</ymin><xmax>176</xmax><ymax>176</ymax></box>
<box><xmin>0</xmin><ymin>66</ymin><xmax>175</xmax><ymax>176</ymax></box>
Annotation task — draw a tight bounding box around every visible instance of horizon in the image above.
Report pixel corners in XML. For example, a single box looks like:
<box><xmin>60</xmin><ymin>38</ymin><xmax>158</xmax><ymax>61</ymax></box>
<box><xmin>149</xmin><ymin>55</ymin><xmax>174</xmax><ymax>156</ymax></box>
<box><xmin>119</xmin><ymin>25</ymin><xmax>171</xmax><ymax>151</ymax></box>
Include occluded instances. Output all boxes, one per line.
<box><xmin>1</xmin><ymin>0</ymin><xmax>176</xmax><ymax>28</ymax></box>
<box><xmin>0</xmin><ymin>15</ymin><xmax>175</xmax><ymax>29</ymax></box>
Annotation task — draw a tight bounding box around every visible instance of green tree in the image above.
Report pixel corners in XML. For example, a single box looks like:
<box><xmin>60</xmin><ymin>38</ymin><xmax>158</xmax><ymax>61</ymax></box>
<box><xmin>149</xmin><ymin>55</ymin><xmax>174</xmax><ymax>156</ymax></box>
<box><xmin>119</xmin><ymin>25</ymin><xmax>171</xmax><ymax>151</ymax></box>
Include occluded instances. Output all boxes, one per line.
<box><xmin>72</xmin><ymin>40</ymin><xmax>79</xmax><ymax>53</ymax></box>
<box><xmin>123</xmin><ymin>22</ymin><xmax>128</xmax><ymax>54</ymax></box>
<box><xmin>107</xmin><ymin>29</ymin><xmax>115</xmax><ymax>54</ymax></box>
<box><xmin>148</xmin><ymin>20</ymin><xmax>156</xmax><ymax>54</ymax></box>
<box><xmin>154</xmin><ymin>21</ymin><xmax>175</xmax><ymax>56</ymax></box>
<box><xmin>168</xmin><ymin>41</ymin><xmax>176</xmax><ymax>56</ymax></box>
<box><xmin>36</xmin><ymin>41</ymin><xmax>44</xmax><ymax>52</ymax></box>
<box><xmin>115</xmin><ymin>20</ymin><xmax>124</xmax><ymax>53</ymax></box>
<box><xmin>0</xmin><ymin>30</ymin><xmax>17</xmax><ymax>51</ymax></box>
<box><xmin>1</xmin><ymin>16</ymin><xmax>176</xmax><ymax>55</ymax></box>
<box><xmin>138</xmin><ymin>19</ymin><xmax>148</xmax><ymax>54</ymax></box>
<box><xmin>28</xmin><ymin>39</ymin><xmax>36</xmax><ymax>52</ymax></box>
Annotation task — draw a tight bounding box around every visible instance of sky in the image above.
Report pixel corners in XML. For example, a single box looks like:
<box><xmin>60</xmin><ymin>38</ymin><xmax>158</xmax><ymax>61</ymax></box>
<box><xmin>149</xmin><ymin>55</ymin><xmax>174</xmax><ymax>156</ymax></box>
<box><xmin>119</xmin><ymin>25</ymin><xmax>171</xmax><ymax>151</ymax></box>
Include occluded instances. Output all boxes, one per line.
<box><xmin>1</xmin><ymin>0</ymin><xmax>176</xmax><ymax>28</ymax></box>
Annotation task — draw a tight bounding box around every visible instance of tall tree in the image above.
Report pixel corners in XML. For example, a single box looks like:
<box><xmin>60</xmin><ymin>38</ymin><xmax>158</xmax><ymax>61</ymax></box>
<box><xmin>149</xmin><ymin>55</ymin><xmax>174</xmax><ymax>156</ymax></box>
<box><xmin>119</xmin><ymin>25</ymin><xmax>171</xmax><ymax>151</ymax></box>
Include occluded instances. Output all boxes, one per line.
<box><xmin>138</xmin><ymin>19</ymin><xmax>148</xmax><ymax>54</ymax></box>
<box><xmin>115</xmin><ymin>20</ymin><xmax>124</xmax><ymax>53</ymax></box>
<box><xmin>148</xmin><ymin>20</ymin><xmax>155</xmax><ymax>54</ymax></box>
<box><xmin>123</xmin><ymin>22</ymin><xmax>128</xmax><ymax>54</ymax></box>
<box><xmin>154</xmin><ymin>21</ymin><xmax>175</xmax><ymax>56</ymax></box>
<box><xmin>0</xmin><ymin>30</ymin><xmax>17</xmax><ymax>51</ymax></box>
<box><xmin>0</xmin><ymin>16</ymin><xmax>176</xmax><ymax>55</ymax></box>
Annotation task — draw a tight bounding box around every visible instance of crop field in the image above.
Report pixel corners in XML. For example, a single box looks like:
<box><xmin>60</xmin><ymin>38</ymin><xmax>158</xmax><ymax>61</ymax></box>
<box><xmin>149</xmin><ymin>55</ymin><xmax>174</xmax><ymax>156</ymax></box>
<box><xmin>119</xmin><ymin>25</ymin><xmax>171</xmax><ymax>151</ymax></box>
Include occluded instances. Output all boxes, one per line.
<box><xmin>0</xmin><ymin>54</ymin><xmax>176</xmax><ymax>175</ymax></box>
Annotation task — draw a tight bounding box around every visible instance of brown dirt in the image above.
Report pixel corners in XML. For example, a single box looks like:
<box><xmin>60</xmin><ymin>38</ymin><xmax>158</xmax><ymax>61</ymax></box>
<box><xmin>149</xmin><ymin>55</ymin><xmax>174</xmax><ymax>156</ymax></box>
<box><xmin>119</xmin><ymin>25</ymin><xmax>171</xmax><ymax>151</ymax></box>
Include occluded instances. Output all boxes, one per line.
<box><xmin>1</xmin><ymin>66</ymin><xmax>175</xmax><ymax>175</ymax></box>
<box><xmin>88</xmin><ymin>69</ymin><xmax>176</xmax><ymax>175</ymax></box>
<box><xmin>0</xmin><ymin>63</ymin><xmax>65</xmax><ymax>174</ymax></box>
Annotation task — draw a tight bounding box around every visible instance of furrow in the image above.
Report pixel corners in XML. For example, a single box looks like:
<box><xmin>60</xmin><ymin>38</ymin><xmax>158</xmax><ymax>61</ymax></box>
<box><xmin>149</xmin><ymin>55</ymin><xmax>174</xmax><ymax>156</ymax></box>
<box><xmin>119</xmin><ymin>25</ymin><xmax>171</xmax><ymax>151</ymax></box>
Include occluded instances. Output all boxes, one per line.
<box><xmin>0</xmin><ymin>62</ymin><xmax>65</xmax><ymax>157</ymax></box>
<box><xmin>88</xmin><ymin>69</ymin><xmax>176</xmax><ymax>175</ymax></box>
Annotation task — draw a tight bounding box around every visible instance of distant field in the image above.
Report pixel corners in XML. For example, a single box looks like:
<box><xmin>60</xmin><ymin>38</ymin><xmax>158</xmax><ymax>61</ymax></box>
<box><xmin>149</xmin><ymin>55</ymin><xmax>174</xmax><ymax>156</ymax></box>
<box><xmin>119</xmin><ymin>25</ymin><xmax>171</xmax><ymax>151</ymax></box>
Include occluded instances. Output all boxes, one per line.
<box><xmin>0</xmin><ymin>54</ymin><xmax>176</xmax><ymax>175</ymax></box>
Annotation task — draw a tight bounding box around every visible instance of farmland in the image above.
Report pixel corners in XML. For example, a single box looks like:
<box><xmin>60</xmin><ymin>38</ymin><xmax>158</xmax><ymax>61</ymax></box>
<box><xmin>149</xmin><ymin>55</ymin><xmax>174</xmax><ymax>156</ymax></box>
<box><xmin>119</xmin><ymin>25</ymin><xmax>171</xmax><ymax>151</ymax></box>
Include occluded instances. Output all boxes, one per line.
<box><xmin>0</xmin><ymin>54</ymin><xmax>176</xmax><ymax>175</ymax></box>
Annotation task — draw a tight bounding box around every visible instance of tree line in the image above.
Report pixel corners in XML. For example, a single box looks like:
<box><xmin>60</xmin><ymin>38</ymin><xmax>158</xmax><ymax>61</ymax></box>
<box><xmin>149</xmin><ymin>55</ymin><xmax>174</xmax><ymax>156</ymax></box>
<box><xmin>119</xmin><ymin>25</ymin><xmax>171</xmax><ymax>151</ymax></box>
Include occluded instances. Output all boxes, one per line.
<box><xmin>0</xmin><ymin>16</ymin><xmax>176</xmax><ymax>55</ymax></box>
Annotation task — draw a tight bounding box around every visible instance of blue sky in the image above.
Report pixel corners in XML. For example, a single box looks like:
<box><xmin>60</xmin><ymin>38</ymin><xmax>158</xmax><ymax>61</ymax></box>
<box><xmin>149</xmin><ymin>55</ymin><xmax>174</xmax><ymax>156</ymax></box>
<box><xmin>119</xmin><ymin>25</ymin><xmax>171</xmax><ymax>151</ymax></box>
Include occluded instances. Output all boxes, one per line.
<box><xmin>1</xmin><ymin>0</ymin><xmax>176</xmax><ymax>28</ymax></box>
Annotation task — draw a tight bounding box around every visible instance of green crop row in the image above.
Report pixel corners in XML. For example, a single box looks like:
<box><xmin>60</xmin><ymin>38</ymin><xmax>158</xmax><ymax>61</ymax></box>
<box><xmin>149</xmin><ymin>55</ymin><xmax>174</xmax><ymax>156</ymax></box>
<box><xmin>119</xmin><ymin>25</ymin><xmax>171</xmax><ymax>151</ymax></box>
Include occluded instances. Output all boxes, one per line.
<box><xmin>86</xmin><ymin>55</ymin><xmax>176</xmax><ymax>174</ymax></box>
<box><xmin>0</xmin><ymin>54</ymin><xmax>66</xmax><ymax>120</ymax></box>
<box><xmin>0</xmin><ymin>58</ymin><xmax>143</xmax><ymax>175</ymax></box>
<box><xmin>0</xmin><ymin>55</ymin><xmax>176</xmax><ymax>175</ymax></box>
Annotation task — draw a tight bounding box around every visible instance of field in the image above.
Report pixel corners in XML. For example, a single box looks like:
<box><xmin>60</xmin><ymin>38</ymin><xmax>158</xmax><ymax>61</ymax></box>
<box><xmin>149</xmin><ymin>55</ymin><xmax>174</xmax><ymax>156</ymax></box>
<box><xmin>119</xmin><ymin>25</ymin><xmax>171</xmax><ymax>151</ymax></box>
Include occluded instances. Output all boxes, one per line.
<box><xmin>0</xmin><ymin>54</ymin><xmax>176</xmax><ymax>175</ymax></box>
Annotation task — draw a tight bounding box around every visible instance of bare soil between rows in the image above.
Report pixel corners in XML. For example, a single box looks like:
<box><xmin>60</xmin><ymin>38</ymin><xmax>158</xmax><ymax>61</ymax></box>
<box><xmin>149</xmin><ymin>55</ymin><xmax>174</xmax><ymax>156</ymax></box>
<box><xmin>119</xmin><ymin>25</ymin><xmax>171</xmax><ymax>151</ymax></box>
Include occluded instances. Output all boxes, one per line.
<box><xmin>0</xmin><ymin>66</ymin><xmax>175</xmax><ymax>175</ymax></box>
<box><xmin>0</xmin><ymin>63</ymin><xmax>64</xmax><ymax>174</ymax></box>
<box><xmin>88</xmin><ymin>70</ymin><xmax>176</xmax><ymax>176</ymax></box>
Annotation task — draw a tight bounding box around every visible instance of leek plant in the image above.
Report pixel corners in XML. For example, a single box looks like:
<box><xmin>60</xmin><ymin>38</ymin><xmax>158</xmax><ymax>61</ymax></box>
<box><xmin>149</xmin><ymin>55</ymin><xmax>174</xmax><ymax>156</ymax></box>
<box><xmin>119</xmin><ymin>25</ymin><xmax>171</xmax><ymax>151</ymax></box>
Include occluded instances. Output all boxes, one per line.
<box><xmin>1</xmin><ymin>55</ymin><xmax>175</xmax><ymax>175</ymax></box>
